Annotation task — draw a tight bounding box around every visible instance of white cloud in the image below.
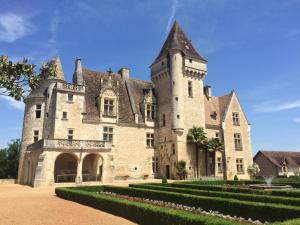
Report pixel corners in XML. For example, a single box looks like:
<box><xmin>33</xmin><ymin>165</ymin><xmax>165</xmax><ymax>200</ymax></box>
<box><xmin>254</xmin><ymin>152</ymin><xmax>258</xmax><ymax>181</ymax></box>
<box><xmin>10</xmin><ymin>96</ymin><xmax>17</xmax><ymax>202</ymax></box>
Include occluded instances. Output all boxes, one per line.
<box><xmin>254</xmin><ymin>99</ymin><xmax>300</xmax><ymax>112</ymax></box>
<box><xmin>293</xmin><ymin>117</ymin><xmax>300</xmax><ymax>124</ymax></box>
<box><xmin>0</xmin><ymin>95</ymin><xmax>24</xmax><ymax>111</ymax></box>
<box><xmin>165</xmin><ymin>0</ymin><xmax>178</xmax><ymax>36</ymax></box>
<box><xmin>0</xmin><ymin>13</ymin><xmax>33</xmax><ymax>43</ymax></box>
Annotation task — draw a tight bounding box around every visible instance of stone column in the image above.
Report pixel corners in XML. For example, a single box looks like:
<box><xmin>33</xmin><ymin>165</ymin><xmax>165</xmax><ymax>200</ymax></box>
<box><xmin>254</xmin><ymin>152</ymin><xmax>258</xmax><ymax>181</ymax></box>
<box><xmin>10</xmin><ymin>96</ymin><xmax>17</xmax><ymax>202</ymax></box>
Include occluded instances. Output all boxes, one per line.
<box><xmin>76</xmin><ymin>156</ymin><xmax>83</xmax><ymax>184</ymax></box>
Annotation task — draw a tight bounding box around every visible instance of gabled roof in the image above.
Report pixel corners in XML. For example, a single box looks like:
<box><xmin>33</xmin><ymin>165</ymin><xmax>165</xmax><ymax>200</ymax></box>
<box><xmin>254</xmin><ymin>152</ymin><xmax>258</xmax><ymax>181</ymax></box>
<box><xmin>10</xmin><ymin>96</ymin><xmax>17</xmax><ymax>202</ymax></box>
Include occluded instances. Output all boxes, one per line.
<box><xmin>82</xmin><ymin>68</ymin><xmax>153</xmax><ymax>124</ymax></box>
<box><xmin>152</xmin><ymin>21</ymin><xmax>207</xmax><ymax>65</ymax></box>
<box><xmin>221</xmin><ymin>90</ymin><xmax>250</xmax><ymax>125</ymax></box>
<box><xmin>204</xmin><ymin>93</ymin><xmax>231</xmax><ymax>127</ymax></box>
<box><xmin>254</xmin><ymin>151</ymin><xmax>300</xmax><ymax>168</ymax></box>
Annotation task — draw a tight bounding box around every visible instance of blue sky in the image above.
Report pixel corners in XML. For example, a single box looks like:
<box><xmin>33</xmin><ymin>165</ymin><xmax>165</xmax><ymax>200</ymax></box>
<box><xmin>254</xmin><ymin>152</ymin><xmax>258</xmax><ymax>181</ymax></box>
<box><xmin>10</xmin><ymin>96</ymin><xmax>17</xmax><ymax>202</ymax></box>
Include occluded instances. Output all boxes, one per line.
<box><xmin>0</xmin><ymin>0</ymin><xmax>300</xmax><ymax>154</ymax></box>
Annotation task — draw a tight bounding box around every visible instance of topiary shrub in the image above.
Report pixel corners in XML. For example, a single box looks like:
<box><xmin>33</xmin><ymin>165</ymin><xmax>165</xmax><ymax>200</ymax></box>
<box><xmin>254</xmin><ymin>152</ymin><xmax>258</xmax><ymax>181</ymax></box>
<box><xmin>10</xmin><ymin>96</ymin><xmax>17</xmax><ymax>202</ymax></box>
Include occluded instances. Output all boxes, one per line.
<box><xmin>162</xmin><ymin>176</ymin><xmax>168</xmax><ymax>184</ymax></box>
<box><xmin>233</xmin><ymin>175</ymin><xmax>239</xmax><ymax>181</ymax></box>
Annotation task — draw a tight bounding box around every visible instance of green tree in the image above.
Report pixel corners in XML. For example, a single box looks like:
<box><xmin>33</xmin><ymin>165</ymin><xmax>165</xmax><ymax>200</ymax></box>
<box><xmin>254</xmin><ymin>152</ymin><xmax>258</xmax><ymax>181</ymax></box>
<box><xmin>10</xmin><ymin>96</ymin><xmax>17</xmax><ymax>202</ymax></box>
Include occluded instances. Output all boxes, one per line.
<box><xmin>0</xmin><ymin>149</ymin><xmax>7</xmax><ymax>178</ymax></box>
<box><xmin>206</xmin><ymin>138</ymin><xmax>224</xmax><ymax>177</ymax></box>
<box><xmin>0</xmin><ymin>139</ymin><xmax>21</xmax><ymax>179</ymax></box>
<box><xmin>0</xmin><ymin>56</ymin><xmax>55</xmax><ymax>100</ymax></box>
<box><xmin>175</xmin><ymin>160</ymin><xmax>188</xmax><ymax>180</ymax></box>
<box><xmin>187</xmin><ymin>126</ymin><xmax>208</xmax><ymax>177</ymax></box>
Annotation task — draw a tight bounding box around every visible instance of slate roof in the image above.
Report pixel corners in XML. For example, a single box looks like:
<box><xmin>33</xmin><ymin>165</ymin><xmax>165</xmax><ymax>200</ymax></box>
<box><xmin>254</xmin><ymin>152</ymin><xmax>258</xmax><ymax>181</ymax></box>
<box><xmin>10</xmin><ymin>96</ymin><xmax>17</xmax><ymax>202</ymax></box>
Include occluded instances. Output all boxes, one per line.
<box><xmin>152</xmin><ymin>21</ymin><xmax>207</xmax><ymax>65</ymax></box>
<box><xmin>82</xmin><ymin>68</ymin><xmax>153</xmax><ymax>124</ymax></box>
<box><xmin>204</xmin><ymin>93</ymin><xmax>231</xmax><ymax>127</ymax></box>
<box><xmin>255</xmin><ymin>151</ymin><xmax>300</xmax><ymax>168</ymax></box>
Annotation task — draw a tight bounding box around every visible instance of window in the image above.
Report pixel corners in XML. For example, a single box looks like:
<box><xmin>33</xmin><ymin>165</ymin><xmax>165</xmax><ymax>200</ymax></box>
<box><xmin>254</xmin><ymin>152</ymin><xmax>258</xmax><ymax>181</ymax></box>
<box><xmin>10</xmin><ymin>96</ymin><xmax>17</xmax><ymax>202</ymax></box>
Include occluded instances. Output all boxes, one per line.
<box><xmin>62</xmin><ymin>112</ymin><xmax>67</xmax><ymax>120</ymax></box>
<box><xmin>67</xmin><ymin>94</ymin><xmax>73</xmax><ymax>102</ymax></box>
<box><xmin>162</xmin><ymin>114</ymin><xmax>166</xmax><ymax>126</ymax></box>
<box><xmin>35</xmin><ymin>104</ymin><xmax>41</xmax><ymax>118</ymax></box>
<box><xmin>146</xmin><ymin>104</ymin><xmax>155</xmax><ymax>120</ymax></box>
<box><xmin>33</xmin><ymin>130</ymin><xmax>39</xmax><ymax>142</ymax></box>
<box><xmin>236</xmin><ymin>158</ymin><xmax>244</xmax><ymax>174</ymax></box>
<box><xmin>68</xmin><ymin>129</ymin><xmax>74</xmax><ymax>140</ymax></box>
<box><xmin>172</xmin><ymin>144</ymin><xmax>175</xmax><ymax>154</ymax></box>
<box><xmin>234</xmin><ymin>133</ymin><xmax>243</xmax><ymax>150</ymax></box>
<box><xmin>232</xmin><ymin>112</ymin><xmax>240</xmax><ymax>125</ymax></box>
<box><xmin>188</xmin><ymin>81</ymin><xmax>193</xmax><ymax>97</ymax></box>
<box><xmin>102</xmin><ymin>79</ymin><xmax>108</xmax><ymax>86</ymax></box>
<box><xmin>146</xmin><ymin>133</ymin><xmax>154</xmax><ymax>147</ymax></box>
<box><xmin>189</xmin><ymin>58</ymin><xmax>192</xmax><ymax>63</ymax></box>
<box><xmin>177</xmin><ymin>114</ymin><xmax>180</xmax><ymax>119</ymax></box>
<box><xmin>216</xmin><ymin>132</ymin><xmax>220</xmax><ymax>139</ymax></box>
<box><xmin>152</xmin><ymin>156</ymin><xmax>159</xmax><ymax>173</ymax></box>
<box><xmin>103</xmin><ymin>127</ymin><xmax>113</xmax><ymax>142</ymax></box>
<box><xmin>103</xmin><ymin>99</ymin><xmax>114</xmax><ymax>116</ymax></box>
<box><xmin>217</xmin><ymin>157</ymin><xmax>222</xmax><ymax>173</ymax></box>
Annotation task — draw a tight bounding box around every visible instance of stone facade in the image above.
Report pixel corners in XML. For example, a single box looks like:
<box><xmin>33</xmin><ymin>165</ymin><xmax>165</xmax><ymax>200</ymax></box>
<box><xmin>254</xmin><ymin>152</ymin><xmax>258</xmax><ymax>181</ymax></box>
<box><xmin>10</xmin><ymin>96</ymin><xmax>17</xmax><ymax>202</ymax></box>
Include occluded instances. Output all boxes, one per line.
<box><xmin>18</xmin><ymin>21</ymin><xmax>253</xmax><ymax>187</ymax></box>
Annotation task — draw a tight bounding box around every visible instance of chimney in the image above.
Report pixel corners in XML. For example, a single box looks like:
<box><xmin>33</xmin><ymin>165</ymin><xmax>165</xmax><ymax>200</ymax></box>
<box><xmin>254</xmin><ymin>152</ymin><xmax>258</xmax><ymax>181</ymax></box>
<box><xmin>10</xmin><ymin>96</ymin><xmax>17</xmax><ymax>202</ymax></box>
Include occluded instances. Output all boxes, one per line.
<box><xmin>204</xmin><ymin>85</ymin><xmax>212</xmax><ymax>102</ymax></box>
<box><xmin>73</xmin><ymin>57</ymin><xmax>83</xmax><ymax>85</ymax></box>
<box><xmin>118</xmin><ymin>68</ymin><xmax>129</xmax><ymax>81</ymax></box>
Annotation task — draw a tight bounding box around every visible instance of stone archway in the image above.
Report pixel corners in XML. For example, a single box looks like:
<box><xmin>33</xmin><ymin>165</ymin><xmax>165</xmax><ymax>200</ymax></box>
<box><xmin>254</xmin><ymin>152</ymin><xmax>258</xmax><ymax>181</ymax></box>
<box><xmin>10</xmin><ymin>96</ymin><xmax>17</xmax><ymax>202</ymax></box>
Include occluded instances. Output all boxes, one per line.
<box><xmin>54</xmin><ymin>153</ymin><xmax>78</xmax><ymax>183</ymax></box>
<box><xmin>82</xmin><ymin>154</ymin><xmax>103</xmax><ymax>182</ymax></box>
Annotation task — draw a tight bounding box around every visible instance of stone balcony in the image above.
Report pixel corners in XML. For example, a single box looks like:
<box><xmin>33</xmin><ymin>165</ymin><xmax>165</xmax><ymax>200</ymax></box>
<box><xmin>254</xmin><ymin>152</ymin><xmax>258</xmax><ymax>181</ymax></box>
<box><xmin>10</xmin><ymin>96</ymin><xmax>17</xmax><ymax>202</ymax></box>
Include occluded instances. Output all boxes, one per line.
<box><xmin>55</xmin><ymin>82</ymin><xmax>85</xmax><ymax>93</ymax></box>
<box><xmin>27</xmin><ymin>139</ymin><xmax>112</xmax><ymax>152</ymax></box>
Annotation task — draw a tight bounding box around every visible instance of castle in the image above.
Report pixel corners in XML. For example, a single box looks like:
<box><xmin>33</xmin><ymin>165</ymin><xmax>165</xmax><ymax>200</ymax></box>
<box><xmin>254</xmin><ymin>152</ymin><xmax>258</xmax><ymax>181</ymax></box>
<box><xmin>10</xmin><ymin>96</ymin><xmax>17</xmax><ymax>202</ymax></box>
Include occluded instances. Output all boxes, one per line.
<box><xmin>18</xmin><ymin>21</ymin><xmax>253</xmax><ymax>186</ymax></box>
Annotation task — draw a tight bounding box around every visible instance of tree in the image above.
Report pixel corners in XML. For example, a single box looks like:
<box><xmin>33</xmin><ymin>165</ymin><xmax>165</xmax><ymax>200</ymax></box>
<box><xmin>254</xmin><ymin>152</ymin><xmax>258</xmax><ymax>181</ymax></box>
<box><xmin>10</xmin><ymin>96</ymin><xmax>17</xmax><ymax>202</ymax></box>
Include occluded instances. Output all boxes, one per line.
<box><xmin>175</xmin><ymin>160</ymin><xmax>188</xmax><ymax>180</ymax></box>
<box><xmin>247</xmin><ymin>163</ymin><xmax>260</xmax><ymax>179</ymax></box>
<box><xmin>0</xmin><ymin>139</ymin><xmax>21</xmax><ymax>179</ymax></box>
<box><xmin>187</xmin><ymin>126</ymin><xmax>208</xmax><ymax>177</ymax></box>
<box><xmin>206</xmin><ymin>138</ymin><xmax>224</xmax><ymax>177</ymax></box>
<box><xmin>0</xmin><ymin>56</ymin><xmax>55</xmax><ymax>101</ymax></box>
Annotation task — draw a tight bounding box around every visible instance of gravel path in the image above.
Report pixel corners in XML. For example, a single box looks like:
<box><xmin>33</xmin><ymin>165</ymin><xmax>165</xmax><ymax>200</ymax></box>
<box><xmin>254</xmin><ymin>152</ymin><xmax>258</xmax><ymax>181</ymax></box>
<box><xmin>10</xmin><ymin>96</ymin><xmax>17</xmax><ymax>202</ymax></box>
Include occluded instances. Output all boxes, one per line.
<box><xmin>0</xmin><ymin>184</ymin><xmax>136</xmax><ymax>225</ymax></box>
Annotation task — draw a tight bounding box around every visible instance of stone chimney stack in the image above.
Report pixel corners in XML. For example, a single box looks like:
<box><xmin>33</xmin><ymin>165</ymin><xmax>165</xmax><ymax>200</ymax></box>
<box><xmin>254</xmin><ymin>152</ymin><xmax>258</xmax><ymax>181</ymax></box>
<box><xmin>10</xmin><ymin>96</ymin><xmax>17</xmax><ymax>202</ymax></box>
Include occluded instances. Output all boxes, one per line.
<box><xmin>118</xmin><ymin>68</ymin><xmax>130</xmax><ymax>81</ymax></box>
<box><xmin>204</xmin><ymin>85</ymin><xmax>212</xmax><ymax>102</ymax></box>
<box><xmin>73</xmin><ymin>57</ymin><xmax>83</xmax><ymax>85</ymax></box>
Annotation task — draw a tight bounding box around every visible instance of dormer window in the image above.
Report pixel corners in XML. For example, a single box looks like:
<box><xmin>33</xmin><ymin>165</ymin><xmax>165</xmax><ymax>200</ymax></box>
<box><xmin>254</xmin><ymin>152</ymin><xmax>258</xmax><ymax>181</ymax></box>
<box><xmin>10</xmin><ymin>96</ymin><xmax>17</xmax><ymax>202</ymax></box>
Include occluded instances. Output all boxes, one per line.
<box><xmin>146</xmin><ymin>104</ymin><xmax>155</xmax><ymax>120</ymax></box>
<box><xmin>103</xmin><ymin>99</ymin><xmax>114</xmax><ymax>117</ymax></box>
<box><xmin>210</xmin><ymin>111</ymin><xmax>217</xmax><ymax>120</ymax></box>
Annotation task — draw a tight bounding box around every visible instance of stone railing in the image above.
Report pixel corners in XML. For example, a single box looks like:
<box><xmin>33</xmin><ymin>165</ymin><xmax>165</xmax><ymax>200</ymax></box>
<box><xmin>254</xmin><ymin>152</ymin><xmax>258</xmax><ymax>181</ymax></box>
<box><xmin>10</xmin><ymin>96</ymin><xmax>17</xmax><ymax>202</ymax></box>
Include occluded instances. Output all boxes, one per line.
<box><xmin>56</xmin><ymin>82</ymin><xmax>85</xmax><ymax>93</ymax></box>
<box><xmin>27</xmin><ymin>139</ymin><xmax>112</xmax><ymax>152</ymax></box>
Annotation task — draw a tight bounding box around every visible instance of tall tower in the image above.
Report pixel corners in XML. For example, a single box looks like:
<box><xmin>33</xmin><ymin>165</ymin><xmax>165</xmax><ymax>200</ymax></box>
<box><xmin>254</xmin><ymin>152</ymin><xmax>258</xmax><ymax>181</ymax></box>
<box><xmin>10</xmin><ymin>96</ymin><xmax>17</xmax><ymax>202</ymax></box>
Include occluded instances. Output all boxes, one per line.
<box><xmin>18</xmin><ymin>57</ymin><xmax>65</xmax><ymax>185</ymax></box>
<box><xmin>150</xmin><ymin>21</ymin><xmax>207</xmax><ymax>178</ymax></box>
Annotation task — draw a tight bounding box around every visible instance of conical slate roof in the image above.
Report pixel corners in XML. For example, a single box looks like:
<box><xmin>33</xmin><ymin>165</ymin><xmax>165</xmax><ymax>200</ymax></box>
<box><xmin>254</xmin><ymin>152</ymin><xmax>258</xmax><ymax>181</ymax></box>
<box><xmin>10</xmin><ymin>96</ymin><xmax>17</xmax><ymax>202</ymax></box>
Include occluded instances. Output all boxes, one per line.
<box><xmin>50</xmin><ymin>56</ymin><xmax>65</xmax><ymax>80</ymax></box>
<box><xmin>152</xmin><ymin>21</ymin><xmax>207</xmax><ymax>65</ymax></box>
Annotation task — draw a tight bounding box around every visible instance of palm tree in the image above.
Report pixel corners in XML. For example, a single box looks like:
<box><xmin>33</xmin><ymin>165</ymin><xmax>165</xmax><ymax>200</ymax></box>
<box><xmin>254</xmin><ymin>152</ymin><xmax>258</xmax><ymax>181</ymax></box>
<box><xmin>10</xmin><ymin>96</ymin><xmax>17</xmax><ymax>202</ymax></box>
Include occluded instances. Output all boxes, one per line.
<box><xmin>187</xmin><ymin>127</ymin><xmax>207</xmax><ymax>178</ymax></box>
<box><xmin>206</xmin><ymin>138</ymin><xmax>224</xmax><ymax>177</ymax></box>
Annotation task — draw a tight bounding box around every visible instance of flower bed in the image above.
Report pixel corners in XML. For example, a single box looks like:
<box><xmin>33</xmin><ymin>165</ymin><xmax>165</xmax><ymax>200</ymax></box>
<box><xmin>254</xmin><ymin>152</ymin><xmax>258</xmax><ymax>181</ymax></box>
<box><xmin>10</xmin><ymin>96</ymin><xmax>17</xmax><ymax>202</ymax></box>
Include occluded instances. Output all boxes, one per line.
<box><xmin>129</xmin><ymin>184</ymin><xmax>300</xmax><ymax>206</ymax></box>
<box><xmin>55</xmin><ymin>187</ymin><xmax>241</xmax><ymax>225</ymax></box>
<box><xmin>103</xmin><ymin>185</ymin><xmax>300</xmax><ymax>222</ymax></box>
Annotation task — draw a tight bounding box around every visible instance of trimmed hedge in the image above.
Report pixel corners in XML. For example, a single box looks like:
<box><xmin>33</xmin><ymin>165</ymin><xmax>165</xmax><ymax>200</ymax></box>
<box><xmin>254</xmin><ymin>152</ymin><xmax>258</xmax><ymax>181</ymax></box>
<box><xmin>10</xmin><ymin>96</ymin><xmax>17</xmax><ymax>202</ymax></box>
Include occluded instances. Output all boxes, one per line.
<box><xmin>129</xmin><ymin>184</ymin><xmax>300</xmax><ymax>206</ymax></box>
<box><xmin>169</xmin><ymin>183</ymin><xmax>300</xmax><ymax>198</ymax></box>
<box><xmin>103</xmin><ymin>185</ymin><xmax>300</xmax><ymax>222</ymax></box>
<box><xmin>55</xmin><ymin>187</ymin><xmax>239</xmax><ymax>225</ymax></box>
<box><xmin>186</xmin><ymin>179</ymin><xmax>300</xmax><ymax>188</ymax></box>
<box><xmin>272</xmin><ymin>218</ymin><xmax>300</xmax><ymax>225</ymax></box>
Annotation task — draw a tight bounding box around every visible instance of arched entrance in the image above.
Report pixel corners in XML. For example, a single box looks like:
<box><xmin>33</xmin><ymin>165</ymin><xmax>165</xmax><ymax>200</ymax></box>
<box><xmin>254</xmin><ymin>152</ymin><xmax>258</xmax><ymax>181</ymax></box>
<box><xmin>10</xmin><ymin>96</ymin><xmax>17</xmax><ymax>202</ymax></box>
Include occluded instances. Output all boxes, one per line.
<box><xmin>82</xmin><ymin>154</ymin><xmax>103</xmax><ymax>182</ymax></box>
<box><xmin>54</xmin><ymin>153</ymin><xmax>78</xmax><ymax>183</ymax></box>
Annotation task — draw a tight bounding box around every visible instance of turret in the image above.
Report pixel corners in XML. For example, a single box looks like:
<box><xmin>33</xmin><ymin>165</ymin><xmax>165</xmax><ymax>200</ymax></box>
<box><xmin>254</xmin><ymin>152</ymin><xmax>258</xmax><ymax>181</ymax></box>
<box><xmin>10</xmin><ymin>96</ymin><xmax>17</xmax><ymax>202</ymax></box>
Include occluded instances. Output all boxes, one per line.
<box><xmin>73</xmin><ymin>57</ymin><xmax>84</xmax><ymax>85</ymax></box>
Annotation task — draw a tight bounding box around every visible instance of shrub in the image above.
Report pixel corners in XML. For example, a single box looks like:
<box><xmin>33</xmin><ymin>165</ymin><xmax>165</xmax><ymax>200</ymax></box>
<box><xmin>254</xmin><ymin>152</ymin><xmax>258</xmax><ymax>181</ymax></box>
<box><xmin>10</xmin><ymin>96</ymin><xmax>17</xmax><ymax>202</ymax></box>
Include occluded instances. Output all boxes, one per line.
<box><xmin>103</xmin><ymin>185</ymin><xmax>300</xmax><ymax>222</ymax></box>
<box><xmin>169</xmin><ymin>183</ymin><xmax>300</xmax><ymax>198</ymax></box>
<box><xmin>129</xmin><ymin>184</ymin><xmax>300</xmax><ymax>207</ymax></box>
<box><xmin>55</xmin><ymin>187</ymin><xmax>239</xmax><ymax>225</ymax></box>
<box><xmin>233</xmin><ymin>175</ymin><xmax>239</xmax><ymax>181</ymax></box>
<box><xmin>162</xmin><ymin>176</ymin><xmax>168</xmax><ymax>184</ymax></box>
